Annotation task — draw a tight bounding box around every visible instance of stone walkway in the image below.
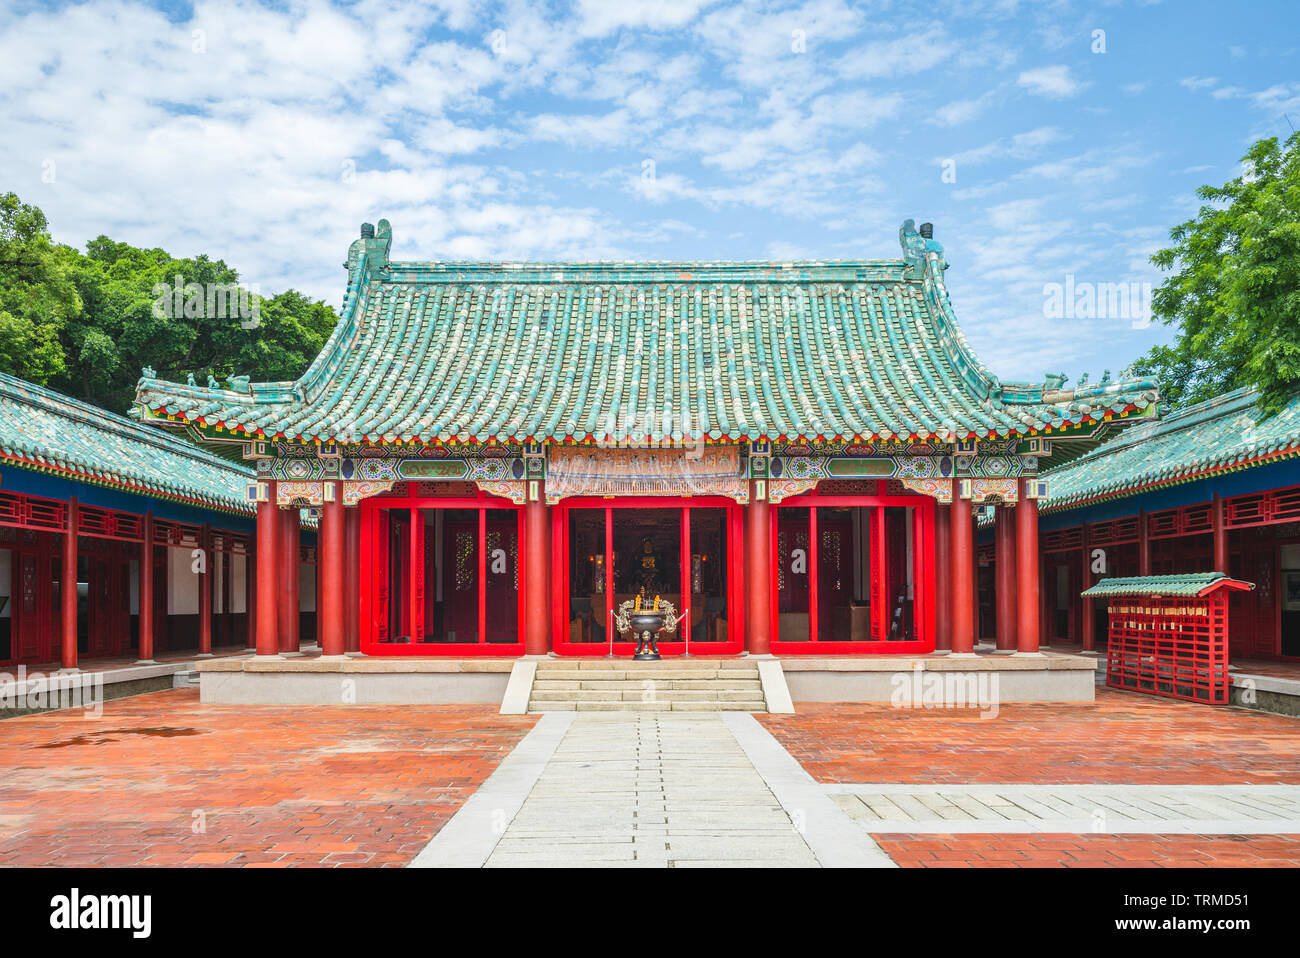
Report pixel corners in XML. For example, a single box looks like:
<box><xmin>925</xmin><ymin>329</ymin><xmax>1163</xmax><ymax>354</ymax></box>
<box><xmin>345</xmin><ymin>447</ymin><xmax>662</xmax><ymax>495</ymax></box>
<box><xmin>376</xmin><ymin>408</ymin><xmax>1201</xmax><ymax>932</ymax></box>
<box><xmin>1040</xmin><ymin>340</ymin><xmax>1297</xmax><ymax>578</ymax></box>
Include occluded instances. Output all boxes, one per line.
<box><xmin>412</xmin><ymin>712</ymin><xmax>894</xmax><ymax>868</ymax></box>
<box><xmin>828</xmin><ymin>783</ymin><xmax>1300</xmax><ymax>833</ymax></box>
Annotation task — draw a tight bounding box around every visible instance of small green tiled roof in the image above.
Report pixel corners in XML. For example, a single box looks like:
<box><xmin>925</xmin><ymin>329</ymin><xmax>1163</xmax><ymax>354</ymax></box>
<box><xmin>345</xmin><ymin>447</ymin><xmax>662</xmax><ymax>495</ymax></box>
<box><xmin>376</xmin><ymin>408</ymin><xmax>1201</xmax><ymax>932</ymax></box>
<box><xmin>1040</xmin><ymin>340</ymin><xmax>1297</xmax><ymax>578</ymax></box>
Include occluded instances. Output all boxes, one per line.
<box><xmin>1081</xmin><ymin>573</ymin><xmax>1255</xmax><ymax>598</ymax></box>
<box><xmin>135</xmin><ymin>219</ymin><xmax>1158</xmax><ymax>446</ymax></box>
<box><xmin>1043</xmin><ymin>387</ymin><xmax>1300</xmax><ymax>513</ymax></box>
<box><xmin>0</xmin><ymin>373</ymin><xmax>254</xmax><ymax>515</ymax></box>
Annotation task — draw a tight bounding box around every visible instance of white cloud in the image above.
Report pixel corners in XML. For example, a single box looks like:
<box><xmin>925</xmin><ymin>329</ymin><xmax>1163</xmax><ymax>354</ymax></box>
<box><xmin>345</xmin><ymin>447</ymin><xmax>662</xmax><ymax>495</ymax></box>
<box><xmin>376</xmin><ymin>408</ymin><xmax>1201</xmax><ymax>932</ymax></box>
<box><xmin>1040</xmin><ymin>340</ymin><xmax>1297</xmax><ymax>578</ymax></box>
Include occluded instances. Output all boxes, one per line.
<box><xmin>1017</xmin><ymin>65</ymin><xmax>1085</xmax><ymax>98</ymax></box>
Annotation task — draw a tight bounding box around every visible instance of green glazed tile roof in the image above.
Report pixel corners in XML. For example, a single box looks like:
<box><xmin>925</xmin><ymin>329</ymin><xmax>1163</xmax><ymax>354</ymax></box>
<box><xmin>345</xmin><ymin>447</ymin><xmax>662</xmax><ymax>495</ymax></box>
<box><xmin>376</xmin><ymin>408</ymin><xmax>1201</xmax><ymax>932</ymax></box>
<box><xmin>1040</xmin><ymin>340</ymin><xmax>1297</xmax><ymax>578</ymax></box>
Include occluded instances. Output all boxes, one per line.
<box><xmin>1081</xmin><ymin>572</ymin><xmax>1255</xmax><ymax>598</ymax></box>
<box><xmin>135</xmin><ymin>219</ymin><xmax>1158</xmax><ymax>446</ymax></box>
<box><xmin>1043</xmin><ymin>387</ymin><xmax>1300</xmax><ymax>513</ymax></box>
<box><xmin>0</xmin><ymin>372</ymin><xmax>254</xmax><ymax>515</ymax></box>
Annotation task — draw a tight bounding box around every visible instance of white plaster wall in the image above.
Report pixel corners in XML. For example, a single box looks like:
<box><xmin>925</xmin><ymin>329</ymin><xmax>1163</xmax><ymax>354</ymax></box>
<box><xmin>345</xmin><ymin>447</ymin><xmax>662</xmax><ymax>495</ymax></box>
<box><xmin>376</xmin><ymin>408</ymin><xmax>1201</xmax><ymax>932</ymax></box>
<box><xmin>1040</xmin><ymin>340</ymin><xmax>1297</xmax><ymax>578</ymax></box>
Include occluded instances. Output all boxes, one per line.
<box><xmin>230</xmin><ymin>555</ymin><xmax>247</xmax><ymax>613</ymax></box>
<box><xmin>168</xmin><ymin>546</ymin><xmax>199</xmax><ymax>615</ymax></box>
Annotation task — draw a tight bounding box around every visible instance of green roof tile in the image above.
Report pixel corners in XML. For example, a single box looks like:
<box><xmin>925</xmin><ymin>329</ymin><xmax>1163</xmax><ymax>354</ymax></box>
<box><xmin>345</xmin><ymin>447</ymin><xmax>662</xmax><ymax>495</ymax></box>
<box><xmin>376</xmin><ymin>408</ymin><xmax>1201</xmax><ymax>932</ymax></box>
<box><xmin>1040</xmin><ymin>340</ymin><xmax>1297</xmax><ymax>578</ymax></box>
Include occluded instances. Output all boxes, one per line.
<box><xmin>1044</xmin><ymin>387</ymin><xmax>1300</xmax><ymax>512</ymax></box>
<box><xmin>135</xmin><ymin>220</ymin><xmax>1159</xmax><ymax>446</ymax></box>
<box><xmin>0</xmin><ymin>373</ymin><xmax>253</xmax><ymax>515</ymax></box>
<box><xmin>1081</xmin><ymin>573</ymin><xmax>1255</xmax><ymax>598</ymax></box>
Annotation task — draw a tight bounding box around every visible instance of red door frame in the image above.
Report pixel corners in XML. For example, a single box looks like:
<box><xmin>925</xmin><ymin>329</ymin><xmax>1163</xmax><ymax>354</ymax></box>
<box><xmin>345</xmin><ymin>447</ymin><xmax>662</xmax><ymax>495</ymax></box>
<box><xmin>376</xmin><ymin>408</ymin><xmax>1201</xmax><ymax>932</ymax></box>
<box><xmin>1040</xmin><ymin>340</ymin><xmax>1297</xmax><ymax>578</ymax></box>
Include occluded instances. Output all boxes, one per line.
<box><xmin>359</xmin><ymin>491</ymin><xmax>525</xmax><ymax>656</ymax></box>
<box><xmin>770</xmin><ymin>492</ymin><xmax>935</xmax><ymax>654</ymax></box>
<box><xmin>551</xmin><ymin>496</ymin><xmax>744</xmax><ymax>657</ymax></box>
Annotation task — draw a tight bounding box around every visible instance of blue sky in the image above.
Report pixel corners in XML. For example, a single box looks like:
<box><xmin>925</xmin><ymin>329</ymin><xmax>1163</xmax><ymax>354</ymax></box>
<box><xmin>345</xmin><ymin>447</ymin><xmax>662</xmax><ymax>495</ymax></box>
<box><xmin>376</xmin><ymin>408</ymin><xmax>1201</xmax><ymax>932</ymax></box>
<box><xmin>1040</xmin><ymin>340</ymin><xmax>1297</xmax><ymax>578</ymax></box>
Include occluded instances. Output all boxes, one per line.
<box><xmin>2</xmin><ymin>0</ymin><xmax>1298</xmax><ymax>384</ymax></box>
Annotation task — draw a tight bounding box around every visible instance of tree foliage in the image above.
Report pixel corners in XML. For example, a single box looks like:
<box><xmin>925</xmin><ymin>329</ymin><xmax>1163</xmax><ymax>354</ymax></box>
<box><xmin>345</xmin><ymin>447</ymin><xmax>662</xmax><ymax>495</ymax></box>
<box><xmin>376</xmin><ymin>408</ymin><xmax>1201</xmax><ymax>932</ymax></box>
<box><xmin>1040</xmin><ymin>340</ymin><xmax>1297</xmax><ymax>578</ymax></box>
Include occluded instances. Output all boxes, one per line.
<box><xmin>0</xmin><ymin>192</ymin><xmax>338</xmax><ymax>412</ymax></box>
<box><xmin>1133</xmin><ymin>132</ymin><xmax>1300</xmax><ymax>418</ymax></box>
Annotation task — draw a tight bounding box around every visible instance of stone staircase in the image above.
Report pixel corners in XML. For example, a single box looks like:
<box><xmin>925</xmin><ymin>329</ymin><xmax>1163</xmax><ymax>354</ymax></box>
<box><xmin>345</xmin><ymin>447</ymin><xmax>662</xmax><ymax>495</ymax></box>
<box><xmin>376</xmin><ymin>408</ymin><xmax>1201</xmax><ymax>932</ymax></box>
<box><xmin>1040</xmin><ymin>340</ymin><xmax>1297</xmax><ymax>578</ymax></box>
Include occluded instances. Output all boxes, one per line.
<box><xmin>527</xmin><ymin>658</ymin><xmax>768</xmax><ymax>712</ymax></box>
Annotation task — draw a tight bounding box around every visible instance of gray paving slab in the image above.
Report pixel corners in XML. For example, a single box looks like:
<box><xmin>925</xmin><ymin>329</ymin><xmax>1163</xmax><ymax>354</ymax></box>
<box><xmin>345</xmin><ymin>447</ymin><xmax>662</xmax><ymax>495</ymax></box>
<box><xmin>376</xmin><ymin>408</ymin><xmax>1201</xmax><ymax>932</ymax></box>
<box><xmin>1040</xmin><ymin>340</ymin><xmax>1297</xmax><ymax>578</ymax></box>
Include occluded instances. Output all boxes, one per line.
<box><xmin>823</xmin><ymin>783</ymin><xmax>1300</xmax><ymax>834</ymax></box>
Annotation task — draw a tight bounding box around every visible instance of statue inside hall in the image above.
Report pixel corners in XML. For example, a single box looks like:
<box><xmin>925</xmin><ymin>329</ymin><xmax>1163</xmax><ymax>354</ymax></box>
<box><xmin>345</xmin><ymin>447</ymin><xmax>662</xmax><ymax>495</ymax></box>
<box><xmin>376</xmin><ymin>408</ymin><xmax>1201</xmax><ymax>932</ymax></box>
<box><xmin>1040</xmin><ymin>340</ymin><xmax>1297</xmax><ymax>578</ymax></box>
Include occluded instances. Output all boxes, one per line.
<box><xmin>628</xmin><ymin>535</ymin><xmax>667</xmax><ymax>596</ymax></box>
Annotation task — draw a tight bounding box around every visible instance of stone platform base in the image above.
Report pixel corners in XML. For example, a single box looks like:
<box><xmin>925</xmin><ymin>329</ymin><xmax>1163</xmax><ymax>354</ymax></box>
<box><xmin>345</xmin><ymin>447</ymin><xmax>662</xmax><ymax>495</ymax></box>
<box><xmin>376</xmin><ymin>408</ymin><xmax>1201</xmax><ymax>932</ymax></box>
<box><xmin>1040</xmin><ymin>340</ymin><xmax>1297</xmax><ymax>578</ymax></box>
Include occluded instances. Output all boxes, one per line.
<box><xmin>196</xmin><ymin>651</ymin><xmax>1096</xmax><ymax>707</ymax></box>
<box><xmin>781</xmin><ymin>651</ymin><xmax>1097</xmax><ymax>704</ymax></box>
<box><xmin>196</xmin><ymin>656</ymin><xmax>514</xmax><ymax>705</ymax></box>
<box><xmin>1229</xmin><ymin>671</ymin><xmax>1300</xmax><ymax>717</ymax></box>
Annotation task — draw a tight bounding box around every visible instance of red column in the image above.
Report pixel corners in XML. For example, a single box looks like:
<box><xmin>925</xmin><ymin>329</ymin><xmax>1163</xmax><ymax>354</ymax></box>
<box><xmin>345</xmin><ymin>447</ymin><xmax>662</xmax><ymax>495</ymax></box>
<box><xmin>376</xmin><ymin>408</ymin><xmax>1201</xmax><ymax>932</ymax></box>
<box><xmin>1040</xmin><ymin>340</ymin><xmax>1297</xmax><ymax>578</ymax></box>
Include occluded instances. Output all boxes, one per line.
<box><xmin>1137</xmin><ymin>510</ymin><xmax>1151</xmax><ymax>576</ymax></box>
<box><xmin>60</xmin><ymin>497</ymin><xmax>79</xmax><ymax>670</ymax></box>
<box><xmin>345</xmin><ymin>507</ymin><xmax>361</xmax><ymax>654</ymax></box>
<box><xmin>244</xmin><ymin>552</ymin><xmax>256</xmax><ymax>649</ymax></box>
<box><xmin>995</xmin><ymin>504</ymin><xmax>1016</xmax><ymax>651</ymax></box>
<box><xmin>198</xmin><ymin>523</ymin><xmax>213</xmax><ymax>656</ymax></box>
<box><xmin>524</xmin><ymin>495</ymin><xmax>550</xmax><ymax>654</ymax></box>
<box><xmin>1039</xmin><ymin>551</ymin><xmax>1050</xmax><ymax>647</ymax></box>
<box><xmin>745</xmin><ymin>483</ymin><xmax>771</xmax><ymax>654</ymax></box>
<box><xmin>1081</xmin><ymin>521</ymin><xmax>1095</xmax><ymax>652</ymax></box>
<box><xmin>319</xmin><ymin>483</ymin><xmax>345</xmax><ymax>656</ymax></box>
<box><xmin>220</xmin><ymin>544</ymin><xmax>233</xmax><ymax>647</ymax></box>
<box><xmin>139</xmin><ymin>511</ymin><xmax>155</xmax><ymax>663</ymax></box>
<box><xmin>278</xmin><ymin>508</ymin><xmax>300</xmax><ymax>653</ymax></box>
<box><xmin>255</xmin><ymin>488</ymin><xmax>279</xmax><ymax>656</ymax></box>
<box><xmin>1213</xmin><ymin>494</ymin><xmax>1229</xmax><ymax>574</ymax></box>
<box><xmin>934</xmin><ymin>500</ymin><xmax>951</xmax><ymax>651</ymax></box>
<box><xmin>950</xmin><ymin>493</ymin><xmax>974</xmax><ymax>654</ymax></box>
<box><xmin>1016</xmin><ymin>478</ymin><xmax>1041</xmax><ymax>654</ymax></box>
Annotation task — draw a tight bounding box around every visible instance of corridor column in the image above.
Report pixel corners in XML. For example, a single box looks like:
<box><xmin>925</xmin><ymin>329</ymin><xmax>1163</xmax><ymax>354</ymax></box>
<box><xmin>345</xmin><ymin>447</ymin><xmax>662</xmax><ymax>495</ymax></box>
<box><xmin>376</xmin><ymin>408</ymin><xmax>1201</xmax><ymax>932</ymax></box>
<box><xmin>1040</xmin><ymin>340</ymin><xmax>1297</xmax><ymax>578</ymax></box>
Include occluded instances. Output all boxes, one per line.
<box><xmin>949</xmin><ymin>492</ymin><xmax>975</xmax><ymax>655</ymax></box>
<box><xmin>345</xmin><ymin>507</ymin><xmax>361</xmax><ymax>654</ymax></box>
<box><xmin>1015</xmin><ymin>477</ymin><xmax>1041</xmax><ymax>654</ymax></box>
<box><xmin>745</xmin><ymin>481</ymin><xmax>771</xmax><ymax>654</ymax></box>
<box><xmin>139</xmin><ymin>511</ymin><xmax>156</xmax><ymax>664</ymax></box>
<box><xmin>934</xmin><ymin>500</ymin><xmax>951</xmax><ymax>651</ymax></box>
<box><xmin>319</xmin><ymin>482</ymin><xmax>345</xmax><ymax>657</ymax></box>
<box><xmin>59</xmin><ymin>497</ymin><xmax>78</xmax><ymax>672</ymax></box>
<box><xmin>524</xmin><ymin>492</ymin><xmax>550</xmax><ymax>655</ymax></box>
<box><xmin>994</xmin><ymin>502</ymin><xmax>1016</xmax><ymax>652</ymax></box>
<box><xmin>255</xmin><ymin>483</ymin><xmax>279</xmax><ymax>656</ymax></box>
<box><xmin>1080</xmin><ymin>521</ymin><xmax>1095</xmax><ymax>653</ymax></box>
<box><xmin>1138</xmin><ymin>510</ymin><xmax>1151</xmax><ymax>576</ymax></box>
<box><xmin>1213</xmin><ymin>494</ymin><xmax>1229</xmax><ymax>574</ymax></box>
<box><xmin>198</xmin><ymin>523</ymin><xmax>213</xmax><ymax>657</ymax></box>
<box><xmin>278</xmin><ymin>507</ymin><xmax>300</xmax><ymax>654</ymax></box>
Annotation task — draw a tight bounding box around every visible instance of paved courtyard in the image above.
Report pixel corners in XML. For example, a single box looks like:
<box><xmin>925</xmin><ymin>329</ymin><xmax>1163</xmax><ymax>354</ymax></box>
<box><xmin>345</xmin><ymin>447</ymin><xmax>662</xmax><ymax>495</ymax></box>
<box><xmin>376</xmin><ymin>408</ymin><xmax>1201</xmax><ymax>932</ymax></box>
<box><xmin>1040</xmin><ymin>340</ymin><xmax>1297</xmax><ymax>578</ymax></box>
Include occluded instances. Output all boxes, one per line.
<box><xmin>1</xmin><ymin>687</ymin><xmax>1298</xmax><ymax>867</ymax></box>
<box><xmin>0</xmin><ymin>690</ymin><xmax>536</xmax><ymax>866</ymax></box>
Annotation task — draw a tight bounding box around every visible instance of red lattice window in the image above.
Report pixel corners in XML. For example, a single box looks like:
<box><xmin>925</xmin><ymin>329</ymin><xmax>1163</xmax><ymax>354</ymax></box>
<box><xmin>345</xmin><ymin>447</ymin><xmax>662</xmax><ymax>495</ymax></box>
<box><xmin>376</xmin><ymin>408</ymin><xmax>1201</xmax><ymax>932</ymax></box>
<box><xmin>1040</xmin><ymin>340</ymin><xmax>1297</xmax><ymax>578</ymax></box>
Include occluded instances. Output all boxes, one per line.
<box><xmin>1272</xmin><ymin>487</ymin><xmax>1300</xmax><ymax>522</ymax></box>
<box><xmin>1183</xmin><ymin>504</ymin><xmax>1212</xmax><ymax>534</ymax></box>
<box><xmin>1147</xmin><ymin>509</ymin><xmax>1179</xmax><ymax>538</ymax></box>
<box><xmin>25</xmin><ymin>499</ymin><xmax>64</xmax><ymax>530</ymax></box>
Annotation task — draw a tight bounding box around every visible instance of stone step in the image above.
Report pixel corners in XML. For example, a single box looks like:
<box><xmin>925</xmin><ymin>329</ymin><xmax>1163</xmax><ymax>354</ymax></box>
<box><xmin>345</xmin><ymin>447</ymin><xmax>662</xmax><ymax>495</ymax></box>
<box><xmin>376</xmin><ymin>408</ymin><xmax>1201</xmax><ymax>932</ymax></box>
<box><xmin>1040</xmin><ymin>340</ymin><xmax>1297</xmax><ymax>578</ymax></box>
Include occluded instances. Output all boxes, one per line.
<box><xmin>531</xmin><ymin>668</ymin><xmax>755</xmax><ymax>682</ymax></box>
<box><xmin>534</xmin><ymin>659</ymin><xmax>757</xmax><ymax>671</ymax></box>
<box><xmin>530</xmin><ymin>699</ymin><xmax>768</xmax><ymax>712</ymax></box>
<box><xmin>531</xmin><ymin>678</ymin><xmax>762</xmax><ymax>692</ymax></box>
<box><xmin>529</xmin><ymin>688</ymin><xmax>766</xmax><ymax>703</ymax></box>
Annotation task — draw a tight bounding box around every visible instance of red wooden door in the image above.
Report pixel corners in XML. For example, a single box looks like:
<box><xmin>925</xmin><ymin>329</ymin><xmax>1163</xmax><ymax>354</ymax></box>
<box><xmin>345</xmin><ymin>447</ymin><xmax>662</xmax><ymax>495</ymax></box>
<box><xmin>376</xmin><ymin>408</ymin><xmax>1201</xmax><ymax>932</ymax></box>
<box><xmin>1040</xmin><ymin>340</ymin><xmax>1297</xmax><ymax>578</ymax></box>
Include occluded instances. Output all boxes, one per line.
<box><xmin>443</xmin><ymin>518</ymin><xmax>480</xmax><ymax>643</ymax></box>
<box><xmin>88</xmin><ymin>557</ymin><xmax>112</xmax><ymax>656</ymax></box>
<box><xmin>152</xmin><ymin>546</ymin><xmax>168</xmax><ymax>653</ymax></box>
<box><xmin>17</xmin><ymin>552</ymin><xmax>40</xmax><ymax>659</ymax></box>
<box><xmin>817</xmin><ymin>514</ymin><xmax>850</xmax><ymax>641</ymax></box>
<box><xmin>776</xmin><ymin>515</ymin><xmax>809</xmax><ymax>614</ymax></box>
<box><xmin>485</xmin><ymin>517</ymin><xmax>518</xmax><ymax>642</ymax></box>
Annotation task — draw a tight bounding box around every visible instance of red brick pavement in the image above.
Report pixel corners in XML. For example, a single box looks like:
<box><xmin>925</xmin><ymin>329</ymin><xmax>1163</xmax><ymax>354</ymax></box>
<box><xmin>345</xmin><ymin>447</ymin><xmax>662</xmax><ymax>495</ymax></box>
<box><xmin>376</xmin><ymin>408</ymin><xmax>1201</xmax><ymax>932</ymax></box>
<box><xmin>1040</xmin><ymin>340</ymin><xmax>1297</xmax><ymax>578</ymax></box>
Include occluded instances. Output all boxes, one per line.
<box><xmin>0</xmin><ymin>689</ymin><xmax>536</xmax><ymax>867</ymax></box>
<box><xmin>874</xmin><ymin>833</ymin><xmax>1300</xmax><ymax>867</ymax></box>
<box><xmin>759</xmin><ymin>689</ymin><xmax>1300</xmax><ymax>785</ymax></box>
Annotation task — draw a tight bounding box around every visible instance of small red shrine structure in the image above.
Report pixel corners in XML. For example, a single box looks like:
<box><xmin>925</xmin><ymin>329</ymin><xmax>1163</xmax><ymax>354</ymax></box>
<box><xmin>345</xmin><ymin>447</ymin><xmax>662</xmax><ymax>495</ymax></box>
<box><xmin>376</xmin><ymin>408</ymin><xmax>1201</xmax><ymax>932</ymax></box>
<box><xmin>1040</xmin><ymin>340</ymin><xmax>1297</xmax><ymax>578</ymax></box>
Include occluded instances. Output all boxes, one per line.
<box><xmin>1083</xmin><ymin>573</ymin><xmax>1255</xmax><ymax>704</ymax></box>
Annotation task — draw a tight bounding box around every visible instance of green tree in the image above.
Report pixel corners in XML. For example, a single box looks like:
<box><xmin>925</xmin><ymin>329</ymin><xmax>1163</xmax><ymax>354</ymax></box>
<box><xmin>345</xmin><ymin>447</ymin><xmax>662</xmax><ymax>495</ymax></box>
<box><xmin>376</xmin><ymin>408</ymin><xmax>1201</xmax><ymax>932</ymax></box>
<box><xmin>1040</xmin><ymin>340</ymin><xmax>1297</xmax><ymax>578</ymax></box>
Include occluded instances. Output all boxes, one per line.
<box><xmin>1134</xmin><ymin>131</ymin><xmax>1300</xmax><ymax>418</ymax></box>
<box><xmin>0</xmin><ymin>192</ymin><xmax>79</xmax><ymax>383</ymax></box>
<box><xmin>0</xmin><ymin>192</ymin><xmax>340</xmax><ymax>412</ymax></box>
